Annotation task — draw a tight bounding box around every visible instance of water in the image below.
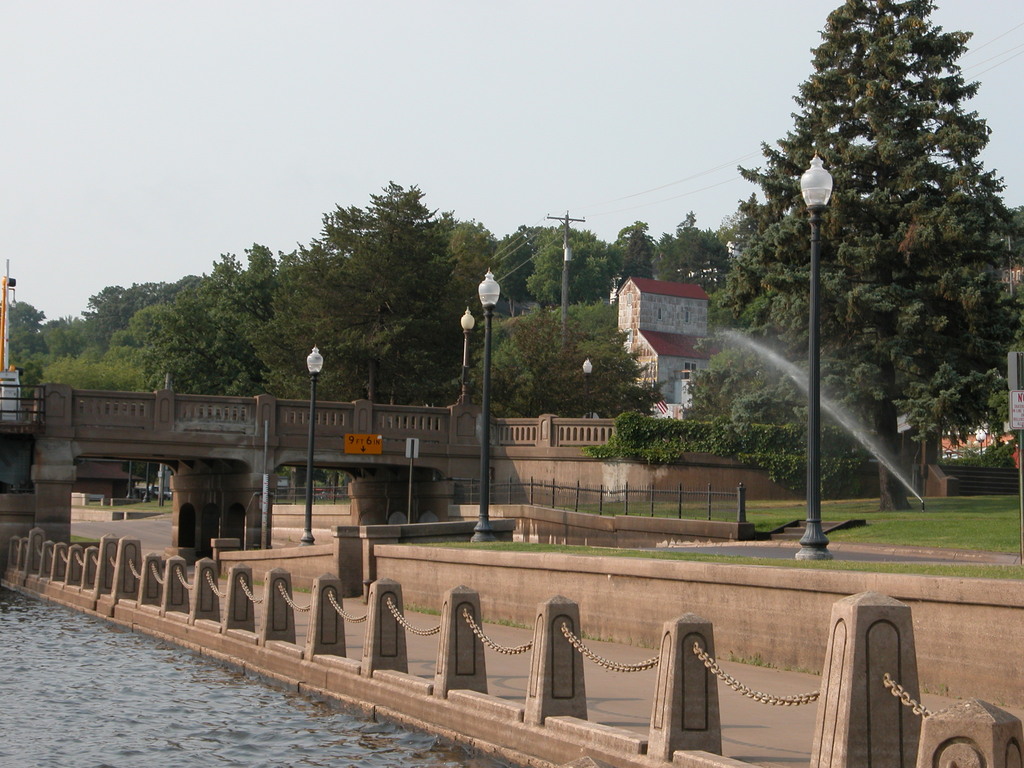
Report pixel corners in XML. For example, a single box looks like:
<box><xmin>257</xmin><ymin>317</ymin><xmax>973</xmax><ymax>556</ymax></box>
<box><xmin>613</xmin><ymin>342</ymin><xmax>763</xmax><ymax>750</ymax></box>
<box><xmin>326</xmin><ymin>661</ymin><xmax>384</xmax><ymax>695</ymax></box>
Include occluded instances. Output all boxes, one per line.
<box><xmin>0</xmin><ymin>588</ymin><xmax>506</xmax><ymax>768</ymax></box>
<box><xmin>722</xmin><ymin>331</ymin><xmax>924</xmax><ymax>505</ymax></box>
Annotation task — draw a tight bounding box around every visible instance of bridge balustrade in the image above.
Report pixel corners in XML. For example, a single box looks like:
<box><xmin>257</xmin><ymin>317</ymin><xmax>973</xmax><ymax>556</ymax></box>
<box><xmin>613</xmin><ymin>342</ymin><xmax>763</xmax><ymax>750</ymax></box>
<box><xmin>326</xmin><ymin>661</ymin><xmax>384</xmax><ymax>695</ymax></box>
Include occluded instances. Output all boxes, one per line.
<box><xmin>74</xmin><ymin>392</ymin><xmax>154</xmax><ymax>428</ymax></box>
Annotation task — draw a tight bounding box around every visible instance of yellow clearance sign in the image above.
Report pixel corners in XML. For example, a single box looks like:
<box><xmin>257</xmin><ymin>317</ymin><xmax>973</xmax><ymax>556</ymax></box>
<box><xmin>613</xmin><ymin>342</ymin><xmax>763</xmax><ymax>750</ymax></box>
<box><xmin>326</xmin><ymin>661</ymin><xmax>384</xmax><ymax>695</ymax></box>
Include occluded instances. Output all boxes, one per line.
<box><xmin>344</xmin><ymin>433</ymin><xmax>383</xmax><ymax>455</ymax></box>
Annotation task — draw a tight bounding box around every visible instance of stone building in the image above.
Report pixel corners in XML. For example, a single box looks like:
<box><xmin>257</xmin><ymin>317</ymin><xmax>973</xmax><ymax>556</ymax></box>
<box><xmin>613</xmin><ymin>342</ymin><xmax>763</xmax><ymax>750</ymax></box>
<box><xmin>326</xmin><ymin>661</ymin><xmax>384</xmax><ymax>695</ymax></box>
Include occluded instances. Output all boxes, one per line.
<box><xmin>617</xmin><ymin>276</ymin><xmax>710</xmax><ymax>416</ymax></box>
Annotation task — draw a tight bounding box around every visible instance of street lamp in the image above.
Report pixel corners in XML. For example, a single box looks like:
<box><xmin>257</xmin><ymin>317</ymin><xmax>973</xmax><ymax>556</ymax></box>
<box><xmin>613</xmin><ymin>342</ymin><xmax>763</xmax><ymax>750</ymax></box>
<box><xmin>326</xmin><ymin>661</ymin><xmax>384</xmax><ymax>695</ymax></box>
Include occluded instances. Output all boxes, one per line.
<box><xmin>472</xmin><ymin>270</ymin><xmax>500</xmax><ymax>542</ymax></box>
<box><xmin>458</xmin><ymin>307</ymin><xmax>475</xmax><ymax>405</ymax></box>
<box><xmin>582</xmin><ymin>358</ymin><xmax>593</xmax><ymax>416</ymax></box>
<box><xmin>796</xmin><ymin>155</ymin><xmax>834</xmax><ymax>561</ymax></box>
<box><xmin>302</xmin><ymin>345</ymin><xmax>323</xmax><ymax>546</ymax></box>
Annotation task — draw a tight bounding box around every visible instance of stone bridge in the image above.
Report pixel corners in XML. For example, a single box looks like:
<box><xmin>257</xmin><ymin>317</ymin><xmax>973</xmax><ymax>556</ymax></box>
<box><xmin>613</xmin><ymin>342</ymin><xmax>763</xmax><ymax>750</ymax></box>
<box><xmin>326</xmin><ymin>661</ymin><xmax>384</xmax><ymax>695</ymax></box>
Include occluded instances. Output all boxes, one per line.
<box><xmin>0</xmin><ymin>384</ymin><xmax>615</xmax><ymax>563</ymax></box>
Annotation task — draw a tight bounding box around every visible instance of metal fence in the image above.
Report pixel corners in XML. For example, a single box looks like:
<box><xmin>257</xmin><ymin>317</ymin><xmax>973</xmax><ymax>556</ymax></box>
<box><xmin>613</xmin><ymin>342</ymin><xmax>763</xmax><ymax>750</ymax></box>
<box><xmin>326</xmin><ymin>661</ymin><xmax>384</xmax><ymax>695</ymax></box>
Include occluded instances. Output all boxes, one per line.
<box><xmin>272</xmin><ymin>485</ymin><xmax>351</xmax><ymax>505</ymax></box>
<box><xmin>453</xmin><ymin>478</ymin><xmax>747</xmax><ymax>523</ymax></box>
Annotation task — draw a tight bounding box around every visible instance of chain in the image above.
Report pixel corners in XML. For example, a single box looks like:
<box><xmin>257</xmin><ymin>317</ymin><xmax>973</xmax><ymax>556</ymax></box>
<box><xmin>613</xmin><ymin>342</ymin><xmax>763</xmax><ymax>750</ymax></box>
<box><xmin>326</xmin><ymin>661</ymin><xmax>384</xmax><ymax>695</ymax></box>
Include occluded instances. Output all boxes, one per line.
<box><xmin>560</xmin><ymin>622</ymin><xmax>659</xmax><ymax>672</ymax></box>
<box><xmin>108</xmin><ymin>557</ymin><xmax>117</xmax><ymax>570</ymax></box>
<box><xmin>462</xmin><ymin>607</ymin><xmax>533</xmax><ymax>655</ymax></box>
<box><xmin>326</xmin><ymin>588</ymin><xmax>365</xmax><ymax>622</ymax></box>
<box><xmin>149</xmin><ymin>560</ymin><xmax>164</xmax><ymax>585</ymax></box>
<box><xmin>174</xmin><ymin>566</ymin><xmax>193</xmax><ymax>591</ymax></box>
<box><xmin>882</xmin><ymin>673</ymin><xmax>932</xmax><ymax>718</ymax></box>
<box><xmin>692</xmin><ymin>642</ymin><xmax>819</xmax><ymax>706</ymax></box>
<box><xmin>128</xmin><ymin>559</ymin><xmax>142</xmax><ymax>579</ymax></box>
<box><xmin>204</xmin><ymin>570</ymin><xmax>227</xmax><ymax>598</ymax></box>
<box><xmin>384</xmin><ymin>596</ymin><xmax>440</xmax><ymax>636</ymax></box>
<box><xmin>73</xmin><ymin>551</ymin><xmax>86</xmax><ymax>567</ymax></box>
<box><xmin>239</xmin><ymin>577</ymin><xmax>263</xmax><ymax>604</ymax></box>
<box><xmin>276</xmin><ymin>581</ymin><xmax>311</xmax><ymax>612</ymax></box>
<box><xmin>59</xmin><ymin>549</ymin><xmax>69</xmax><ymax>564</ymax></box>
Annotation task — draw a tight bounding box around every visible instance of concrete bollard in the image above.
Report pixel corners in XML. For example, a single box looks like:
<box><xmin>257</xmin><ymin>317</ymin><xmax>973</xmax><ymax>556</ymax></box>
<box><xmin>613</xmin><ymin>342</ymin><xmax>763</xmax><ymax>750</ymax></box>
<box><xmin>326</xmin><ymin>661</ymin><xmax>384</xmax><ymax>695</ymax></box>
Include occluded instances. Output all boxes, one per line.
<box><xmin>7</xmin><ymin>535</ymin><xmax>20</xmax><ymax>574</ymax></box>
<box><xmin>26</xmin><ymin>527</ymin><xmax>44</xmax><ymax>575</ymax></box>
<box><xmin>259</xmin><ymin>568</ymin><xmax>296</xmax><ymax>645</ymax></box>
<box><xmin>811</xmin><ymin>591</ymin><xmax>921</xmax><ymax>768</ymax></box>
<box><xmin>137</xmin><ymin>554</ymin><xmax>164</xmax><ymax>607</ymax></box>
<box><xmin>915</xmin><ymin>699</ymin><xmax>1023</xmax><ymax>768</ymax></box>
<box><xmin>81</xmin><ymin>546</ymin><xmax>99</xmax><ymax>590</ymax></box>
<box><xmin>50</xmin><ymin>542</ymin><xmax>68</xmax><ymax>582</ymax></box>
<box><xmin>65</xmin><ymin>544</ymin><xmax>84</xmax><ymax>587</ymax></box>
<box><xmin>434</xmin><ymin>585</ymin><xmax>487</xmax><ymax>697</ymax></box>
<box><xmin>524</xmin><ymin>595</ymin><xmax>587</xmax><ymax>726</ymax></box>
<box><xmin>189</xmin><ymin>558</ymin><xmax>221</xmax><ymax>625</ymax></box>
<box><xmin>648</xmin><ymin>613</ymin><xmax>722</xmax><ymax>759</ymax></box>
<box><xmin>90</xmin><ymin>535</ymin><xmax>119</xmax><ymax>598</ymax></box>
<box><xmin>111</xmin><ymin>538</ymin><xmax>142</xmax><ymax>603</ymax></box>
<box><xmin>305</xmin><ymin>573</ymin><xmax>347</xmax><ymax>658</ymax></box>
<box><xmin>361</xmin><ymin>578</ymin><xmax>408</xmax><ymax>676</ymax></box>
<box><xmin>161</xmin><ymin>556</ymin><xmax>191</xmax><ymax>615</ymax></box>
<box><xmin>223</xmin><ymin>564</ymin><xmax>255</xmax><ymax>633</ymax></box>
<box><xmin>39</xmin><ymin>541</ymin><xmax>54</xmax><ymax>579</ymax></box>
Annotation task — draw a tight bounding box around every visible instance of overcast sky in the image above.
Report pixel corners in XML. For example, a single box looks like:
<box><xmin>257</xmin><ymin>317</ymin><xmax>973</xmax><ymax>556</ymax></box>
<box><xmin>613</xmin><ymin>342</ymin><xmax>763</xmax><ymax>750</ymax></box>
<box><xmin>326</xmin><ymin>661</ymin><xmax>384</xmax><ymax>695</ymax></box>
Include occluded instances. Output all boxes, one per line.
<box><xmin>4</xmin><ymin>1</ymin><xmax>1022</xmax><ymax>321</ymax></box>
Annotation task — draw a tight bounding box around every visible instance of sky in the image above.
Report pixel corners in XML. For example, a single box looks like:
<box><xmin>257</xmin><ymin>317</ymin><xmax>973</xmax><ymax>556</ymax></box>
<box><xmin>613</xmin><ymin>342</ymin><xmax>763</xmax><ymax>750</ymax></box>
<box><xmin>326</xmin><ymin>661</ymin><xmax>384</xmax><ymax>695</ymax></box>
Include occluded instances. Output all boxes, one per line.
<box><xmin>4</xmin><ymin>1</ymin><xmax>1023</xmax><ymax>321</ymax></box>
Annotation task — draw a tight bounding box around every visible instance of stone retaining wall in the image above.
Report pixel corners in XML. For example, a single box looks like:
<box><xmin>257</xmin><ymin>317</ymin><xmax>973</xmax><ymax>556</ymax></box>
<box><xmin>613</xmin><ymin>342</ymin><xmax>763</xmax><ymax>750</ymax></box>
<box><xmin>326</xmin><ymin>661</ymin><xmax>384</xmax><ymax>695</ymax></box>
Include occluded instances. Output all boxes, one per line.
<box><xmin>374</xmin><ymin>544</ymin><xmax>1024</xmax><ymax>709</ymax></box>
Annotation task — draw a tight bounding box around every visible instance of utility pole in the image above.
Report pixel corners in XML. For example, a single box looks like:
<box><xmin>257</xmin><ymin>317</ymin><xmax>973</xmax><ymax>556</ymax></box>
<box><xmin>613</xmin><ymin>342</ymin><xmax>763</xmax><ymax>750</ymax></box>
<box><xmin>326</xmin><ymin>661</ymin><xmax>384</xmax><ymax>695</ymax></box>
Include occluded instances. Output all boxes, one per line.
<box><xmin>547</xmin><ymin>211</ymin><xmax>585</xmax><ymax>343</ymax></box>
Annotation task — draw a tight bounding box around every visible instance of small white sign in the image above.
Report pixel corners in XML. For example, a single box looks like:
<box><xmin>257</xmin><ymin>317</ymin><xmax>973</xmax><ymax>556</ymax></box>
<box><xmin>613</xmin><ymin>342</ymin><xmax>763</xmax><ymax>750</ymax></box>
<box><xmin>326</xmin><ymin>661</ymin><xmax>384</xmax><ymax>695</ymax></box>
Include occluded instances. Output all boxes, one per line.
<box><xmin>405</xmin><ymin>437</ymin><xmax>420</xmax><ymax>459</ymax></box>
<box><xmin>1011</xmin><ymin>390</ymin><xmax>1024</xmax><ymax>430</ymax></box>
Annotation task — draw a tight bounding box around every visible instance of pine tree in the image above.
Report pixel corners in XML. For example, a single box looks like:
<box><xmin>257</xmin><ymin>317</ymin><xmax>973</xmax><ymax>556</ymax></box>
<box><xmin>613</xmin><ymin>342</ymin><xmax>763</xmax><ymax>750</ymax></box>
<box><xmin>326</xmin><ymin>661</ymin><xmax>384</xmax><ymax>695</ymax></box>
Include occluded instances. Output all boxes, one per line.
<box><xmin>724</xmin><ymin>0</ymin><xmax>1015</xmax><ymax>510</ymax></box>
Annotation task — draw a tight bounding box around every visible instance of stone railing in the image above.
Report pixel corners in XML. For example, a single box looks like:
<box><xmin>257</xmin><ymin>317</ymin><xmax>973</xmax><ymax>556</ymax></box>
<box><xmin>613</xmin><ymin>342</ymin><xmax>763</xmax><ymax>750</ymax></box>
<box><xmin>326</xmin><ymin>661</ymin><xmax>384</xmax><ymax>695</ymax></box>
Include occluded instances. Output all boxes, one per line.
<box><xmin>6</xmin><ymin>527</ymin><xmax>1020</xmax><ymax>768</ymax></box>
<box><xmin>496</xmin><ymin>415</ymin><xmax>615</xmax><ymax>448</ymax></box>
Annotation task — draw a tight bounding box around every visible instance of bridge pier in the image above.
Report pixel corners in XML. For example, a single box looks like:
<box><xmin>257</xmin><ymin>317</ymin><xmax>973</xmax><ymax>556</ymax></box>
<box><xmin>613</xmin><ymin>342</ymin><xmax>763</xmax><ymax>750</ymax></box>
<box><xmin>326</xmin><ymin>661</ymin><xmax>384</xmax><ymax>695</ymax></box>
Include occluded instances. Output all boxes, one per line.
<box><xmin>30</xmin><ymin>438</ymin><xmax>75</xmax><ymax>545</ymax></box>
<box><xmin>171</xmin><ymin>464</ymin><xmax>264</xmax><ymax>562</ymax></box>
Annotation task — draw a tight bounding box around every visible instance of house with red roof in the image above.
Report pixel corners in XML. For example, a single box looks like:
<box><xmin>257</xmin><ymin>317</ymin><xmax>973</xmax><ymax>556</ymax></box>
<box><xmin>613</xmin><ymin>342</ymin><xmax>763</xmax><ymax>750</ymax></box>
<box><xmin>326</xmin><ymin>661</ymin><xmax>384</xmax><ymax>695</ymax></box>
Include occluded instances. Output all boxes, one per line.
<box><xmin>617</xmin><ymin>277</ymin><xmax>710</xmax><ymax>417</ymax></box>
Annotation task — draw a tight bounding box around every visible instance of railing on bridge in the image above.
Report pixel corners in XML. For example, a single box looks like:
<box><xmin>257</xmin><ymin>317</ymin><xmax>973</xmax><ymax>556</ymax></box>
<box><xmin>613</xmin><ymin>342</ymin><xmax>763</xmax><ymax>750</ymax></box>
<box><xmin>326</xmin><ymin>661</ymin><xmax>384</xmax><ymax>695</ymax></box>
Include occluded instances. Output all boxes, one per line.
<box><xmin>0</xmin><ymin>392</ymin><xmax>45</xmax><ymax>432</ymax></box>
<box><xmin>453</xmin><ymin>478</ymin><xmax>746</xmax><ymax>522</ymax></box>
<box><xmin>496</xmin><ymin>417</ymin><xmax>614</xmax><ymax>447</ymax></box>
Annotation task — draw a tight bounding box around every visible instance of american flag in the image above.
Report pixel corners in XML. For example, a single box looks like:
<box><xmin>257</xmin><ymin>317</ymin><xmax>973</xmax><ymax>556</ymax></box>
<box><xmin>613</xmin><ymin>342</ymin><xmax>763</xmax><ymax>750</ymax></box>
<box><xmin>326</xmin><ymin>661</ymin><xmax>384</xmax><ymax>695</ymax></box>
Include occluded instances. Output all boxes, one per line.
<box><xmin>655</xmin><ymin>400</ymin><xmax>668</xmax><ymax>415</ymax></box>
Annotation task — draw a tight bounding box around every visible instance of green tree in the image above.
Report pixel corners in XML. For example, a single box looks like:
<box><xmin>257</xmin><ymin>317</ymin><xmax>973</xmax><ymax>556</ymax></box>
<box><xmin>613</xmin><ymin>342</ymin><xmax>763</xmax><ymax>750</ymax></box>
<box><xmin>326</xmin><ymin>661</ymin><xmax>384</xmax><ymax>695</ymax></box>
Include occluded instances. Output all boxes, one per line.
<box><xmin>655</xmin><ymin>213</ymin><xmax>730</xmax><ymax>291</ymax></box>
<box><xmin>489</xmin><ymin>307</ymin><xmax>657</xmax><ymax>418</ymax></box>
<box><xmin>264</xmin><ymin>183</ymin><xmax>462</xmax><ymax>404</ymax></box>
<box><xmin>494</xmin><ymin>226</ymin><xmax>542</xmax><ymax>315</ymax></box>
<box><xmin>136</xmin><ymin>246</ymin><xmax>278</xmax><ymax>395</ymax></box>
<box><xmin>615</xmin><ymin>221</ymin><xmax>655</xmax><ymax>280</ymax></box>
<box><xmin>723</xmin><ymin>0</ymin><xmax>1015</xmax><ymax>510</ymax></box>
<box><xmin>83</xmin><ymin>279</ymin><xmax>198</xmax><ymax>351</ymax></box>
<box><xmin>526</xmin><ymin>228</ymin><xmax>621</xmax><ymax>306</ymax></box>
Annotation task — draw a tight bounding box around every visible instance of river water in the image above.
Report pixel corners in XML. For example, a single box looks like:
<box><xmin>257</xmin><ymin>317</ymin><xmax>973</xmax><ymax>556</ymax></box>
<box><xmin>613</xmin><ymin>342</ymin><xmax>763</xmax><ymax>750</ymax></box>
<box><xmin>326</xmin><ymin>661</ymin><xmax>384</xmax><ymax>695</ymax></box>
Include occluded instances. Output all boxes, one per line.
<box><xmin>0</xmin><ymin>588</ymin><xmax>507</xmax><ymax>768</ymax></box>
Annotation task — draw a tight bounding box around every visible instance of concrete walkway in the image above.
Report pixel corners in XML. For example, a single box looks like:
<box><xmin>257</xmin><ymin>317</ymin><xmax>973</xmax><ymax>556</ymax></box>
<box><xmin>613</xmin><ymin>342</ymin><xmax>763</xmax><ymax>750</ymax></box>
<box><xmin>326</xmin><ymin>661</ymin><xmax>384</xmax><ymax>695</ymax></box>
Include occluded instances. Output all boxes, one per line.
<box><xmin>68</xmin><ymin>512</ymin><xmax>1023</xmax><ymax>767</ymax></box>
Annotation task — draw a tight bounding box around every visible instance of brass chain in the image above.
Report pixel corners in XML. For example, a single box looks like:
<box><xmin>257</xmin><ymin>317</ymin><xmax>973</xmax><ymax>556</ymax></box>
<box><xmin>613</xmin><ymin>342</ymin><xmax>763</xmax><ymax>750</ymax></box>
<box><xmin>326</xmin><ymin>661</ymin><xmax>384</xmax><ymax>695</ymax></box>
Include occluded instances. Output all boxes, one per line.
<box><xmin>127</xmin><ymin>559</ymin><xmax>142</xmax><ymax>580</ymax></box>
<box><xmin>882</xmin><ymin>673</ymin><xmax>932</xmax><ymax>718</ymax></box>
<box><xmin>239</xmin><ymin>577</ymin><xmax>263</xmax><ymax>604</ymax></box>
<box><xmin>173</xmin><ymin>566</ymin><xmax>193</xmax><ymax>591</ymax></box>
<box><xmin>204</xmin><ymin>570</ymin><xmax>227</xmax><ymax>598</ymax></box>
<box><xmin>692</xmin><ymin>642</ymin><xmax>819</xmax><ymax>706</ymax></box>
<box><xmin>384</xmin><ymin>596</ymin><xmax>440</xmax><ymax>636</ymax></box>
<box><xmin>462</xmin><ymin>607</ymin><xmax>533</xmax><ymax>655</ymax></box>
<box><xmin>326</xmin><ymin>588</ymin><xmax>365</xmax><ymax>622</ymax></box>
<box><xmin>149</xmin><ymin>560</ymin><xmax>164</xmax><ymax>585</ymax></box>
<box><xmin>560</xmin><ymin>622</ymin><xmax>659</xmax><ymax>672</ymax></box>
<box><xmin>276</xmin><ymin>581</ymin><xmax>311</xmax><ymax>612</ymax></box>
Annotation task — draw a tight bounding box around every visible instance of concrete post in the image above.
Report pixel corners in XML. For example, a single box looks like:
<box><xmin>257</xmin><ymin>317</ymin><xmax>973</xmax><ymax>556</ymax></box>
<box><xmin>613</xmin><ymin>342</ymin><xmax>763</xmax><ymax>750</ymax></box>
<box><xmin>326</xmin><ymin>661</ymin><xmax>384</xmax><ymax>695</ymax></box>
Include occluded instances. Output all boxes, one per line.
<box><xmin>811</xmin><ymin>591</ymin><xmax>921</xmax><ymax>768</ymax></box>
<box><xmin>26</xmin><ymin>527</ymin><xmax>44</xmax><ymax>575</ymax></box>
<box><xmin>915</xmin><ymin>699</ymin><xmax>1023</xmax><ymax>768</ymax></box>
<box><xmin>648</xmin><ymin>613</ymin><xmax>722</xmax><ymax>759</ymax></box>
<box><xmin>361</xmin><ymin>578</ymin><xmax>408</xmax><ymax>676</ymax></box>
<box><xmin>161</xmin><ymin>556</ymin><xmax>191</xmax><ymax>616</ymax></box>
<box><xmin>64</xmin><ymin>544</ymin><xmax>83</xmax><ymax>587</ymax></box>
<box><xmin>305</xmin><ymin>573</ymin><xmax>346</xmax><ymax>658</ymax></box>
<box><xmin>138</xmin><ymin>554</ymin><xmax>164</xmax><ymax>607</ymax></box>
<box><xmin>50</xmin><ymin>542</ymin><xmax>68</xmax><ymax>581</ymax></box>
<box><xmin>112</xmin><ymin>538</ymin><xmax>142</xmax><ymax>603</ymax></box>
<box><xmin>434</xmin><ymin>585</ymin><xmax>487</xmax><ymax>697</ymax></box>
<box><xmin>223</xmin><ymin>564</ymin><xmax>255</xmax><ymax>633</ymax></box>
<box><xmin>259</xmin><ymin>568</ymin><xmax>296</xmax><ymax>645</ymax></box>
<box><xmin>90</xmin><ymin>535</ymin><xmax>119</xmax><ymax>598</ymax></box>
<box><xmin>39</xmin><ymin>541</ymin><xmax>54</xmax><ymax>579</ymax></box>
<box><xmin>189</xmin><ymin>558</ymin><xmax>221</xmax><ymax>625</ymax></box>
<box><xmin>524</xmin><ymin>595</ymin><xmax>587</xmax><ymax>726</ymax></box>
<box><xmin>81</xmin><ymin>546</ymin><xmax>99</xmax><ymax>590</ymax></box>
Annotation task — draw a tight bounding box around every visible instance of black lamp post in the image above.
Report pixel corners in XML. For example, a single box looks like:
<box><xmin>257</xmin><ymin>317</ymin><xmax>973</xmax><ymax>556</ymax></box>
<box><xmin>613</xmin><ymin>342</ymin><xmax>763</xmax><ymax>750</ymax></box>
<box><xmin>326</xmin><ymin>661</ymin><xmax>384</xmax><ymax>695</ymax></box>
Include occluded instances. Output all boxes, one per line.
<box><xmin>458</xmin><ymin>307</ymin><xmax>475</xmax><ymax>405</ymax></box>
<box><xmin>582</xmin><ymin>358</ymin><xmax>593</xmax><ymax>417</ymax></box>
<box><xmin>302</xmin><ymin>345</ymin><xmax>323</xmax><ymax>546</ymax></box>
<box><xmin>472</xmin><ymin>271</ymin><xmax>500</xmax><ymax>542</ymax></box>
<box><xmin>796</xmin><ymin>155</ymin><xmax>834</xmax><ymax>561</ymax></box>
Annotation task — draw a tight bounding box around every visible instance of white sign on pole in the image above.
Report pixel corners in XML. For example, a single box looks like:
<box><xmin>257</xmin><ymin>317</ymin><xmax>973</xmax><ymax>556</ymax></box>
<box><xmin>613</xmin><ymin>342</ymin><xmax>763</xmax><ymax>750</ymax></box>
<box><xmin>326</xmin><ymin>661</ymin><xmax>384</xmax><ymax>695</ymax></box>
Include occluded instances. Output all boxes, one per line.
<box><xmin>405</xmin><ymin>437</ymin><xmax>420</xmax><ymax>459</ymax></box>
<box><xmin>1011</xmin><ymin>390</ymin><xmax>1024</xmax><ymax>430</ymax></box>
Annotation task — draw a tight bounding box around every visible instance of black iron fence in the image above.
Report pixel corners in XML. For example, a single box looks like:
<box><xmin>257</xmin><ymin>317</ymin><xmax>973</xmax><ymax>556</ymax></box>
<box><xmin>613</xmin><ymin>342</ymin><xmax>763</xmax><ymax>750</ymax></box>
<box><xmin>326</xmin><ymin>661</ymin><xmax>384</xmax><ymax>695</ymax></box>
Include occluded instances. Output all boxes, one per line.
<box><xmin>453</xmin><ymin>478</ymin><xmax>747</xmax><ymax>523</ymax></box>
<box><xmin>272</xmin><ymin>485</ymin><xmax>351</xmax><ymax>505</ymax></box>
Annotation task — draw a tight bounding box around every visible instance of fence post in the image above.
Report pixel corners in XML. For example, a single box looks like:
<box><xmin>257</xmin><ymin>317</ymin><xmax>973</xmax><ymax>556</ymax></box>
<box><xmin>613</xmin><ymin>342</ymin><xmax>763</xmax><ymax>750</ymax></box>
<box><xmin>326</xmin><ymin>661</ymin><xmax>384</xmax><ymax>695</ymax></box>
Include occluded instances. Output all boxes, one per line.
<box><xmin>551</xmin><ymin>479</ymin><xmax>555</xmax><ymax>508</ymax></box>
<box><xmin>915</xmin><ymin>699</ymin><xmax>1022</xmax><ymax>768</ymax></box>
<box><xmin>530</xmin><ymin>476</ymin><xmax>534</xmax><ymax>505</ymax></box>
<box><xmin>737</xmin><ymin>483</ymin><xmax>747</xmax><ymax>523</ymax></box>
<box><xmin>650</xmin><ymin>484</ymin><xmax>655</xmax><ymax>517</ymax></box>
<box><xmin>306</xmin><ymin>573</ymin><xmax>346</xmax><ymax>658</ymax></box>
<box><xmin>524</xmin><ymin>595</ymin><xmax>587</xmax><ymax>725</ymax></box>
<box><xmin>598</xmin><ymin>484</ymin><xmax>604</xmax><ymax>516</ymax></box>
<box><xmin>575</xmin><ymin>480</ymin><xmax>580</xmax><ymax>513</ymax></box>
<box><xmin>625</xmin><ymin>481</ymin><xmax>630</xmax><ymax>516</ymax></box>
<box><xmin>434</xmin><ymin>585</ymin><xmax>487</xmax><ymax>697</ymax></box>
<box><xmin>678</xmin><ymin>484</ymin><xmax>683</xmax><ymax>519</ymax></box>
<box><xmin>361</xmin><ymin>578</ymin><xmax>408</xmax><ymax>675</ymax></box>
<box><xmin>706</xmin><ymin>483</ymin><xmax>712</xmax><ymax>520</ymax></box>
<box><xmin>259</xmin><ymin>568</ymin><xmax>297</xmax><ymax>645</ymax></box>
